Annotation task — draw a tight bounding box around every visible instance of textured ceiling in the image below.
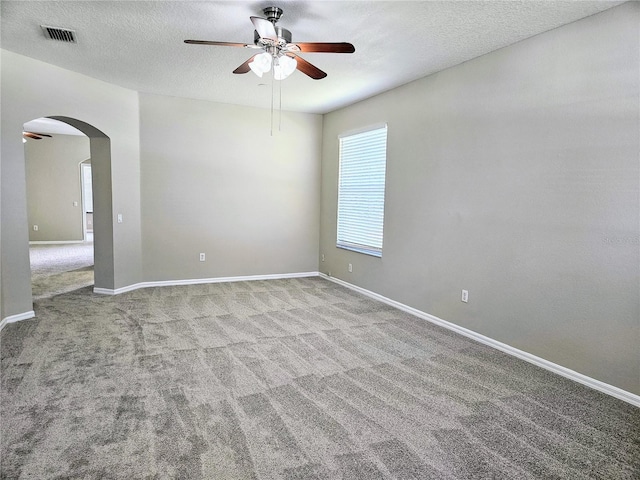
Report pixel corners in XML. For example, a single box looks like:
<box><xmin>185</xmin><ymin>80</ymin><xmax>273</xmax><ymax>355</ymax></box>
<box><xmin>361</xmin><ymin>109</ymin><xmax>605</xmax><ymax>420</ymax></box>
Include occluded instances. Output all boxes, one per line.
<box><xmin>23</xmin><ymin>118</ymin><xmax>84</xmax><ymax>136</ymax></box>
<box><xmin>1</xmin><ymin>1</ymin><xmax>624</xmax><ymax>114</ymax></box>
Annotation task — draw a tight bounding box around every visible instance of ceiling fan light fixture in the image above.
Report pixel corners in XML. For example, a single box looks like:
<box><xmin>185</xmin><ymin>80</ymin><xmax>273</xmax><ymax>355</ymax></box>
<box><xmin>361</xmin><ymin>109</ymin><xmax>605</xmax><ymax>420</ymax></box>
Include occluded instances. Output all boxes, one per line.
<box><xmin>185</xmin><ymin>6</ymin><xmax>354</xmax><ymax>81</ymax></box>
<box><xmin>274</xmin><ymin>55</ymin><xmax>297</xmax><ymax>80</ymax></box>
<box><xmin>249</xmin><ymin>52</ymin><xmax>272</xmax><ymax>77</ymax></box>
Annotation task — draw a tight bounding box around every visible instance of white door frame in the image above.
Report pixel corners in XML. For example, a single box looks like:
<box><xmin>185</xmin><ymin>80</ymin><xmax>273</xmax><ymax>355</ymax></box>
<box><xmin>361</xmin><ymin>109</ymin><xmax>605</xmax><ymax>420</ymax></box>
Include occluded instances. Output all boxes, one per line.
<box><xmin>80</xmin><ymin>161</ymin><xmax>92</xmax><ymax>241</ymax></box>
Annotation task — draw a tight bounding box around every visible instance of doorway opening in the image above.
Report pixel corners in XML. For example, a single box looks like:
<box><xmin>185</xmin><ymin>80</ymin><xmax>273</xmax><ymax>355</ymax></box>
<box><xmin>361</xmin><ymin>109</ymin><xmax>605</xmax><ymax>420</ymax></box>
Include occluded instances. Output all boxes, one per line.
<box><xmin>81</xmin><ymin>161</ymin><xmax>94</xmax><ymax>242</ymax></box>
<box><xmin>23</xmin><ymin>116</ymin><xmax>114</xmax><ymax>301</ymax></box>
<box><xmin>24</xmin><ymin>118</ymin><xmax>93</xmax><ymax>298</ymax></box>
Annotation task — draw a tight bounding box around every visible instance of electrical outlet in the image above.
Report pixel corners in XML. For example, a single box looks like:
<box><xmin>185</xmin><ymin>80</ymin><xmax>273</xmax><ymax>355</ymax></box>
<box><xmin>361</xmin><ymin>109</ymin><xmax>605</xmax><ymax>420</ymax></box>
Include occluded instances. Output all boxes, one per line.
<box><xmin>199</xmin><ymin>253</ymin><xmax>206</xmax><ymax>262</ymax></box>
<box><xmin>73</xmin><ymin>201</ymin><xmax>78</xmax><ymax>207</ymax></box>
<box><xmin>117</xmin><ymin>213</ymin><xmax>123</xmax><ymax>223</ymax></box>
<box><xmin>33</xmin><ymin>225</ymin><xmax>38</xmax><ymax>231</ymax></box>
<box><xmin>348</xmin><ymin>263</ymin><xmax>353</xmax><ymax>273</ymax></box>
<box><xmin>461</xmin><ymin>290</ymin><xmax>469</xmax><ymax>303</ymax></box>
<box><xmin>321</xmin><ymin>254</ymin><xmax>325</xmax><ymax>262</ymax></box>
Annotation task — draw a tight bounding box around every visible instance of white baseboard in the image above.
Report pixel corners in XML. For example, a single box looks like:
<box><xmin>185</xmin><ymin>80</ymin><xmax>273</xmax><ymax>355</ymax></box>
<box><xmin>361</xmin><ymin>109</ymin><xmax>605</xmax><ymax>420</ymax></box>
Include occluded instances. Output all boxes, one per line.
<box><xmin>0</xmin><ymin>310</ymin><xmax>36</xmax><ymax>332</ymax></box>
<box><xmin>94</xmin><ymin>271</ymin><xmax>321</xmax><ymax>295</ymax></box>
<box><xmin>12</xmin><ymin>270</ymin><xmax>636</xmax><ymax>406</ymax></box>
<box><xmin>320</xmin><ymin>273</ymin><xmax>640</xmax><ymax>408</ymax></box>
<box><xmin>29</xmin><ymin>240</ymin><xmax>85</xmax><ymax>245</ymax></box>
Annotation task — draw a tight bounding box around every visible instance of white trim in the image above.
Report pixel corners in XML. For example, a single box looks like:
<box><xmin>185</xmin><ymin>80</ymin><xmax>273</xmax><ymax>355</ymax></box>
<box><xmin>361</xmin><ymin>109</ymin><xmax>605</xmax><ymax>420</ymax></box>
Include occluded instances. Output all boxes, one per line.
<box><xmin>0</xmin><ymin>310</ymin><xmax>36</xmax><ymax>331</ymax></box>
<box><xmin>80</xmin><ymin>161</ymin><xmax>92</xmax><ymax>241</ymax></box>
<box><xmin>319</xmin><ymin>273</ymin><xmax>640</xmax><ymax>408</ymax></box>
<box><xmin>94</xmin><ymin>272</ymin><xmax>321</xmax><ymax>296</ymax></box>
<box><xmin>29</xmin><ymin>240</ymin><xmax>85</xmax><ymax>245</ymax></box>
<box><xmin>338</xmin><ymin>122</ymin><xmax>388</xmax><ymax>139</ymax></box>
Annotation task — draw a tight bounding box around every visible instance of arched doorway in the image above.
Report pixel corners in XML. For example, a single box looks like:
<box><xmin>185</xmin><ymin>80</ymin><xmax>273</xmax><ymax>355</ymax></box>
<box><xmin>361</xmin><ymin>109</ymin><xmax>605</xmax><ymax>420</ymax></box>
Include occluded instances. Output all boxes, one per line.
<box><xmin>24</xmin><ymin>118</ymin><xmax>92</xmax><ymax>297</ymax></box>
<box><xmin>24</xmin><ymin>116</ymin><xmax>115</xmax><ymax>297</ymax></box>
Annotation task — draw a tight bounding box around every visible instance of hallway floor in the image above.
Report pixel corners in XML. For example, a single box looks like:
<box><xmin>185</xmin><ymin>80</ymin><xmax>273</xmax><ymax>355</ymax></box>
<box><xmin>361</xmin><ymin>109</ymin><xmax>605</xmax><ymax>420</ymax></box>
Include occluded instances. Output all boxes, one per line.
<box><xmin>29</xmin><ymin>241</ymin><xmax>94</xmax><ymax>299</ymax></box>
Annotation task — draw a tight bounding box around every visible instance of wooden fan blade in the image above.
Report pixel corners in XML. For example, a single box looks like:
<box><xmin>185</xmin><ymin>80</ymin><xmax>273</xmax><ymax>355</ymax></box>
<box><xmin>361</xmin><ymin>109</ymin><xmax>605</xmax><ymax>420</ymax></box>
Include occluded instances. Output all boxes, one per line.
<box><xmin>250</xmin><ymin>16</ymin><xmax>277</xmax><ymax>41</ymax></box>
<box><xmin>184</xmin><ymin>40</ymin><xmax>252</xmax><ymax>48</ymax></box>
<box><xmin>289</xmin><ymin>54</ymin><xmax>327</xmax><ymax>80</ymax></box>
<box><xmin>23</xmin><ymin>132</ymin><xmax>43</xmax><ymax>140</ymax></box>
<box><xmin>32</xmin><ymin>132</ymin><xmax>52</xmax><ymax>137</ymax></box>
<box><xmin>290</xmin><ymin>42</ymin><xmax>355</xmax><ymax>53</ymax></box>
<box><xmin>233</xmin><ymin>54</ymin><xmax>258</xmax><ymax>74</ymax></box>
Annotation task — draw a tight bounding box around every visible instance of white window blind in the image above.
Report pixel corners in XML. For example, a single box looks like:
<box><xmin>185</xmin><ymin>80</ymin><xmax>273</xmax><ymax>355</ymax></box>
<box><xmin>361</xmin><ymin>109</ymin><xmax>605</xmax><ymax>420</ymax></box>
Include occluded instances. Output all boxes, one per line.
<box><xmin>337</xmin><ymin>125</ymin><xmax>387</xmax><ymax>257</ymax></box>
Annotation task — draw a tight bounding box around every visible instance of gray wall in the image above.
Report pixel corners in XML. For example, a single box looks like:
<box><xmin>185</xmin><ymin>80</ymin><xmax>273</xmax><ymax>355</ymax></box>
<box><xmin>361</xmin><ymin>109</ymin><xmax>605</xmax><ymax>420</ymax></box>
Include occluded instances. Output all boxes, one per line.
<box><xmin>25</xmin><ymin>134</ymin><xmax>90</xmax><ymax>242</ymax></box>
<box><xmin>320</xmin><ymin>4</ymin><xmax>639</xmax><ymax>394</ymax></box>
<box><xmin>1</xmin><ymin>50</ymin><xmax>142</xmax><ymax>318</ymax></box>
<box><xmin>139</xmin><ymin>93</ymin><xmax>322</xmax><ymax>281</ymax></box>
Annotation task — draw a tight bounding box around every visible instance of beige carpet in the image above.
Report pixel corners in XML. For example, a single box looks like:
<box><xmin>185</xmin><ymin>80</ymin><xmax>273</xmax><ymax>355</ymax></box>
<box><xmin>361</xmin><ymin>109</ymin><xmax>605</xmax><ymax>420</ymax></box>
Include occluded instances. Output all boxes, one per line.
<box><xmin>1</xmin><ymin>247</ymin><xmax>638</xmax><ymax>479</ymax></box>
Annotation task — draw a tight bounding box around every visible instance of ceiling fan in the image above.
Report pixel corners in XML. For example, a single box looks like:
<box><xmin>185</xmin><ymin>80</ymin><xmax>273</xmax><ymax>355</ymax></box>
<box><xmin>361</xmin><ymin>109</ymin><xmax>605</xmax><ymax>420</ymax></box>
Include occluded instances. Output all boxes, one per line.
<box><xmin>184</xmin><ymin>6</ymin><xmax>355</xmax><ymax>80</ymax></box>
<box><xmin>23</xmin><ymin>131</ymin><xmax>52</xmax><ymax>140</ymax></box>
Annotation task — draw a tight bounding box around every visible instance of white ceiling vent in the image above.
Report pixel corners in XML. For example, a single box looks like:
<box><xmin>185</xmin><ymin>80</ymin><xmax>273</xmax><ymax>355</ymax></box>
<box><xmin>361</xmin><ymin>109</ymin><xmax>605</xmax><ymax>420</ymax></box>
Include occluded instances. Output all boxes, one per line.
<box><xmin>41</xmin><ymin>25</ymin><xmax>77</xmax><ymax>43</ymax></box>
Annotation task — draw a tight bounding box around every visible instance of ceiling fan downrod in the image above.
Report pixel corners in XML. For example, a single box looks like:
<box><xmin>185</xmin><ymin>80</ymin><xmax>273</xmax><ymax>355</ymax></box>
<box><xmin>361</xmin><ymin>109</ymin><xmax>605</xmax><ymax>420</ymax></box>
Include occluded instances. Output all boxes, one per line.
<box><xmin>262</xmin><ymin>6</ymin><xmax>284</xmax><ymax>24</ymax></box>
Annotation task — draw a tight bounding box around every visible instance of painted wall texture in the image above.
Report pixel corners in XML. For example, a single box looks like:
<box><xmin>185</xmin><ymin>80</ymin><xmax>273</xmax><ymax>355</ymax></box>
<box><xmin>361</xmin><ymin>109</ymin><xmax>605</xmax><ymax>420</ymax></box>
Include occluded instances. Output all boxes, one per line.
<box><xmin>320</xmin><ymin>4</ymin><xmax>639</xmax><ymax>394</ymax></box>
<box><xmin>139</xmin><ymin>93</ymin><xmax>322</xmax><ymax>282</ymax></box>
<box><xmin>25</xmin><ymin>134</ymin><xmax>90</xmax><ymax>242</ymax></box>
<box><xmin>1</xmin><ymin>50</ymin><xmax>142</xmax><ymax>318</ymax></box>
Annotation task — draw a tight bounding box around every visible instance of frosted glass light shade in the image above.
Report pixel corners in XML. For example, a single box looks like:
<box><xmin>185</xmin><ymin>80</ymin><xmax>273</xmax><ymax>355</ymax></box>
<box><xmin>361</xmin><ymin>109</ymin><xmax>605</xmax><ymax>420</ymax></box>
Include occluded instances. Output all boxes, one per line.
<box><xmin>274</xmin><ymin>55</ymin><xmax>297</xmax><ymax>80</ymax></box>
<box><xmin>249</xmin><ymin>52</ymin><xmax>272</xmax><ymax>77</ymax></box>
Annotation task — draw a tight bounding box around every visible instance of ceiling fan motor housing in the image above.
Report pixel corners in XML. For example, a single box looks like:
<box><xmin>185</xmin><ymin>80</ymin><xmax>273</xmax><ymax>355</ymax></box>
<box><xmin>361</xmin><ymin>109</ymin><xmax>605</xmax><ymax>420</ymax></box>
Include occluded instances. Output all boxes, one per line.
<box><xmin>254</xmin><ymin>26</ymin><xmax>292</xmax><ymax>46</ymax></box>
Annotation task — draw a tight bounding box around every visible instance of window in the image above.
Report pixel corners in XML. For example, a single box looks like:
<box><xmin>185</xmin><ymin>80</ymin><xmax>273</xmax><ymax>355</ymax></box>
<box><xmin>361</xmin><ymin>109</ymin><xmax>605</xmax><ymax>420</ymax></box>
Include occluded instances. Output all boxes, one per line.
<box><xmin>337</xmin><ymin>124</ymin><xmax>388</xmax><ymax>257</ymax></box>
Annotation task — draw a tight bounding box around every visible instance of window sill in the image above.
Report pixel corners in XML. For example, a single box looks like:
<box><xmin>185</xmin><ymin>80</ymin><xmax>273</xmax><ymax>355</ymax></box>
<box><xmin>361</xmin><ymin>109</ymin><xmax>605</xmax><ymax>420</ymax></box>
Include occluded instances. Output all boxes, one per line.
<box><xmin>337</xmin><ymin>244</ymin><xmax>382</xmax><ymax>258</ymax></box>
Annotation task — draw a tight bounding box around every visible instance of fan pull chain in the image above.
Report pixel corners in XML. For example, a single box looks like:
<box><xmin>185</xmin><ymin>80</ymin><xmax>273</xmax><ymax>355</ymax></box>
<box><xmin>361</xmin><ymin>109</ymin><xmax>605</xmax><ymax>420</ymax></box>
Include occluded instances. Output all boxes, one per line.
<box><xmin>270</xmin><ymin>61</ymin><xmax>275</xmax><ymax>137</ymax></box>
<box><xmin>279</xmin><ymin>72</ymin><xmax>283</xmax><ymax>132</ymax></box>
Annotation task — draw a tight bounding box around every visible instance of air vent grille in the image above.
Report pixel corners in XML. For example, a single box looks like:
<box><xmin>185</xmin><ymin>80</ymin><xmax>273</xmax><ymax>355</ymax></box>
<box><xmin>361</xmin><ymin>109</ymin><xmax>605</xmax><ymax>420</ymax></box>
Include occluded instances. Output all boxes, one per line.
<box><xmin>41</xmin><ymin>25</ymin><xmax>77</xmax><ymax>43</ymax></box>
